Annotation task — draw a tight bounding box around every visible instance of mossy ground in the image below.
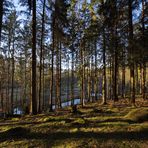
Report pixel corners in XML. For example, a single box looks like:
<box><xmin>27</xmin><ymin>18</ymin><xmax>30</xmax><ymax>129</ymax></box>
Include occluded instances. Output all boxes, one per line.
<box><xmin>0</xmin><ymin>99</ymin><xmax>148</xmax><ymax>148</ymax></box>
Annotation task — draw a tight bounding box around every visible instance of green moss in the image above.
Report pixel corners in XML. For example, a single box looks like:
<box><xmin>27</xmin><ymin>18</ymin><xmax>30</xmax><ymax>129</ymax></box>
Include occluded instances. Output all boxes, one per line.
<box><xmin>72</xmin><ymin>118</ymin><xmax>85</xmax><ymax>125</ymax></box>
<box><xmin>124</xmin><ymin>108</ymin><xmax>148</xmax><ymax>122</ymax></box>
<box><xmin>0</xmin><ymin>126</ymin><xmax>12</xmax><ymax>132</ymax></box>
<box><xmin>69</xmin><ymin>128</ymin><xmax>78</xmax><ymax>133</ymax></box>
<box><xmin>0</xmin><ymin>102</ymin><xmax>148</xmax><ymax>148</ymax></box>
<box><xmin>107</xmin><ymin>108</ymin><xmax>119</xmax><ymax>113</ymax></box>
<box><xmin>99</xmin><ymin>122</ymin><xmax>129</xmax><ymax>126</ymax></box>
<box><xmin>11</xmin><ymin>117</ymin><xmax>19</xmax><ymax>121</ymax></box>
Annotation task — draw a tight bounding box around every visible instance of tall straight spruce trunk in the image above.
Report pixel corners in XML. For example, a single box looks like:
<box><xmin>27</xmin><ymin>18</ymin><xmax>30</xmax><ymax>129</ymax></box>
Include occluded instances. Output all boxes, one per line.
<box><xmin>102</xmin><ymin>27</ymin><xmax>107</xmax><ymax>104</ymax></box>
<box><xmin>128</xmin><ymin>0</ymin><xmax>135</xmax><ymax>105</ymax></box>
<box><xmin>31</xmin><ymin>0</ymin><xmax>37</xmax><ymax>115</ymax></box>
<box><xmin>38</xmin><ymin>0</ymin><xmax>46</xmax><ymax>113</ymax></box>
<box><xmin>0</xmin><ymin>0</ymin><xmax>4</xmax><ymax>42</ymax></box>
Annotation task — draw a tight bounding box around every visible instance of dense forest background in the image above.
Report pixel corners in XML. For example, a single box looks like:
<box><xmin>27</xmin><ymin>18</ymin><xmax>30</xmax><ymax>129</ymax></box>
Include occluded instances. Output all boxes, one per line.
<box><xmin>0</xmin><ymin>0</ymin><xmax>148</xmax><ymax>115</ymax></box>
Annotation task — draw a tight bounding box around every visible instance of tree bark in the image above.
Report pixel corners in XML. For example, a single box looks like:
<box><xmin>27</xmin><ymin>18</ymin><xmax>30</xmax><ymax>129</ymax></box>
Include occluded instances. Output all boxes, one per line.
<box><xmin>0</xmin><ymin>0</ymin><xmax>4</xmax><ymax>42</ymax></box>
<box><xmin>142</xmin><ymin>0</ymin><xmax>146</xmax><ymax>100</ymax></box>
<box><xmin>122</xmin><ymin>63</ymin><xmax>125</xmax><ymax>98</ymax></box>
<box><xmin>38</xmin><ymin>0</ymin><xmax>46</xmax><ymax>113</ymax></box>
<box><xmin>128</xmin><ymin>0</ymin><xmax>135</xmax><ymax>105</ymax></box>
<box><xmin>94</xmin><ymin>39</ymin><xmax>98</xmax><ymax>101</ymax></box>
<box><xmin>71</xmin><ymin>48</ymin><xmax>74</xmax><ymax>106</ymax></box>
<box><xmin>81</xmin><ymin>45</ymin><xmax>85</xmax><ymax>107</ymax></box>
<box><xmin>102</xmin><ymin>27</ymin><xmax>107</xmax><ymax>104</ymax></box>
<box><xmin>10</xmin><ymin>40</ymin><xmax>15</xmax><ymax>115</ymax></box>
<box><xmin>50</xmin><ymin>19</ymin><xmax>55</xmax><ymax>112</ymax></box>
<box><xmin>31</xmin><ymin>0</ymin><xmax>37</xmax><ymax>115</ymax></box>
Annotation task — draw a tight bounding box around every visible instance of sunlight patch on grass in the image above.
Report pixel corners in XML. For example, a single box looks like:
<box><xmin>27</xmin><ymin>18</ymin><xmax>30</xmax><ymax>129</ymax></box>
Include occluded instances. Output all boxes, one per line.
<box><xmin>72</xmin><ymin>118</ymin><xmax>85</xmax><ymax>125</ymax></box>
<box><xmin>125</xmin><ymin>122</ymin><xmax>148</xmax><ymax>132</ymax></box>
<box><xmin>0</xmin><ymin>139</ymin><xmax>46</xmax><ymax>148</ymax></box>
<box><xmin>11</xmin><ymin>118</ymin><xmax>20</xmax><ymax>121</ymax></box>
<box><xmin>99</xmin><ymin>122</ymin><xmax>129</xmax><ymax>126</ymax></box>
<box><xmin>0</xmin><ymin>126</ymin><xmax>13</xmax><ymax>132</ymax></box>
<box><xmin>69</xmin><ymin>128</ymin><xmax>78</xmax><ymax>133</ymax></box>
<box><xmin>85</xmin><ymin>116</ymin><xmax>122</xmax><ymax>122</ymax></box>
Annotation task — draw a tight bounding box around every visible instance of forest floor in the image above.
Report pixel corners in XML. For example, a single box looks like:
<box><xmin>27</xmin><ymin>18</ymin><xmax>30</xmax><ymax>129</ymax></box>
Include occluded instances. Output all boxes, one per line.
<box><xmin>0</xmin><ymin>99</ymin><xmax>148</xmax><ymax>148</ymax></box>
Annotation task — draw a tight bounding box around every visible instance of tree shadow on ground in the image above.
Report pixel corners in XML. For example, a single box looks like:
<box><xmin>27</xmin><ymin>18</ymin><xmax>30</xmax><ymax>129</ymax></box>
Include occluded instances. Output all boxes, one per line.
<box><xmin>0</xmin><ymin>126</ymin><xmax>148</xmax><ymax>145</ymax></box>
<box><xmin>86</xmin><ymin>118</ymin><xmax>135</xmax><ymax>124</ymax></box>
<box><xmin>0</xmin><ymin>118</ymin><xmax>73</xmax><ymax>127</ymax></box>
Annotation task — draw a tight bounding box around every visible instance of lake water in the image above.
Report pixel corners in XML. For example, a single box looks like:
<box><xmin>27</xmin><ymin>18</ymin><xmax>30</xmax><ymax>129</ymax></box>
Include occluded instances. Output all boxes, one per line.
<box><xmin>53</xmin><ymin>98</ymin><xmax>81</xmax><ymax>109</ymax></box>
<box><xmin>14</xmin><ymin>98</ymin><xmax>81</xmax><ymax>115</ymax></box>
<box><xmin>14</xmin><ymin>108</ymin><xmax>24</xmax><ymax>115</ymax></box>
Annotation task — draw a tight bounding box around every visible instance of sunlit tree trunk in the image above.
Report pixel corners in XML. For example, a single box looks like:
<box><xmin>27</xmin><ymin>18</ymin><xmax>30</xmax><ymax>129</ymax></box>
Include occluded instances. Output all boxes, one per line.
<box><xmin>94</xmin><ymin>39</ymin><xmax>97</xmax><ymax>101</ymax></box>
<box><xmin>122</xmin><ymin>61</ymin><xmax>125</xmax><ymax>99</ymax></box>
<box><xmin>102</xmin><ymin>27</ymin><xmax>107</xmax><ymax>104</ymax></box>
<box><xmin>90</xmin><ymin>56</ymin><xmax>93</xmax><ymax>102</ymax></box>
<box><xmin>142</xmin><ymin>62</ymin><xmax>146</xmax><ymax>100</ymax></box>
<box><xmin>135</xmin><ymin>64</ymin><xmax>139</xmax><ymax>95</ymax></box>
<box><xmin>109</xmin><ymin>57</ymin><xmax>112</xmax><ymax>100</ymax></box>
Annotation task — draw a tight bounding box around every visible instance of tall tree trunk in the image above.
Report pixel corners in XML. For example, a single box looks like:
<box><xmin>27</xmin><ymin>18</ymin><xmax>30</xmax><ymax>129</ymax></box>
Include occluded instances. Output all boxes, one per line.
<box><xmin>31</xmin><ymin>0</ymin><xmax>37</xmax><ymax>115</ymax></box>
<box><xmin>90</xmin><ymin>55</ymin><xmax>94</xmax><ymax>102</ymax></box>
<box><xmin>42</xmin><ymin>54</ymin><xmax>45</xmax><ymax>110</ymax></box>
<box><xmin>109</xmin><ymin>57</ymin><xmax>112</xmax><ymax>100</ymax></box>
<box><xmin>102</xmin><ymin>31</ymin><xmax>107</xmax><ymax>104</ymax></box>
<box><xmin>67</xmin><ymin>56</ymin><xmax>70</xmax><ymax>103</ymax></box>
<box><xmin>7</xmin><ymin>59</ymin><xmax>10</xmax><ymax>114</ymax></box>
<box><xmin>15</xmin><ymin>86</ymin><xmax>18</xmax><ymax>112</ymax></box>
<box><xmin>10</xmin><ymin>41</ymin><xmax>15</xmax><ymax>115</ymax></box>
<box><xmin>135</xmin><ymin>64</ymin><xmax>139</xmax><ymax>95</ymax></box>
<box><xmin>94</xmin><ymin>39</ymin><xmax>97</xmax><ymax>101</ymax></box>
<box><xmin>59</xmin><ymin>41</ymin><xmax>62</xmax><ymax>108</ymax></box>
<box><xmin>71</xmin><ymin>48</ymin><xmax>74</xmax><ymax>106</ymax></box>
<box><xmin>81</xmin><ymin>46</ymin><xmax>85</xmax><ymax>107</ymax></box>
<box><xmin>142</xmin><ymin>62</ymin><xmax>146</xmax><ymax>100</ymax></box>
<box><xmin>56</xmin><ymin>39</ymin><xmax>60</xmax><ymax>109</ymax></box>
<box><xmin>24</xmin><ymin>53</ymin><xmax>27</xmax><ymax>112</ymax></box>
<box><xmin>0</xmin><ymin>0</ymin><xmax>4</xmax><ymax>42</ymax></box>
<box><xmin>38</xmin><ymin>0</ymin><xmax>46</xmax><ymax>113</ymax></box>
<box><xmin>122</xmin><ymin>62</ymin><xmax>125</xmax><ymax>99</ymax></box>
<box><xmin>142</xmin><ymin>0</ymin><xmax>146</xmax><ymax>100</ymax></box>
<box><xmin>7</xmin><ymin>36</ymin><xmax>11</xmax><ymax>114</ymax></box>
<box><xmin>113</xmin><ymin>42</ymin><xmax>118</xmax><ymax>102</ymax></box>
<box><xmin>87</xmin><ymin>59</ymin><xmax>91</xmax><ymax>102</ymax></box>
<box><xmin>50</xmin><ymin>19</ymin><xmax>55</xmax><ymax>112</ymax></box>
<box><xmin>128</xmin><ymin>0</ymin><xmax>135</xmax><ymax>105</ymax></box>
<box><xmin>113</xmin><ymin>0</ymin><xmax>118</xmax><ymax>102</ymax></box>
